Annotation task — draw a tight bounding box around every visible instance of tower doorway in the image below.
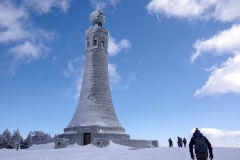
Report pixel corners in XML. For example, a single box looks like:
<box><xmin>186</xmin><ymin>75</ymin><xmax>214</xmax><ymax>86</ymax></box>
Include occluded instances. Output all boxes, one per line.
<box><xmin>83</xmin><ymin>133</ymin><xmax>91</xmax><ymax>145</ymax></box>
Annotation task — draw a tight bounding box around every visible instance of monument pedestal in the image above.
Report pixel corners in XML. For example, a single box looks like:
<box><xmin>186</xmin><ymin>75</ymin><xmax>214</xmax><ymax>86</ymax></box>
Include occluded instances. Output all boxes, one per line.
<box><xmin>56</xmin><ymin>125</ymin><xmax>158</xmax><ymax>148</ymax></box>
<box><xmin>56</xmin><ymin>125</ymin><xmax>132</xmax><ymax>148</ymax></box>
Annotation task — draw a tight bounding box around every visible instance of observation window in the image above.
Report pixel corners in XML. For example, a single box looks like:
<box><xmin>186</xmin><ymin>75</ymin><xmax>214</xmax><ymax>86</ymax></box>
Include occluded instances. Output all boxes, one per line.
<box><xmin>101</xmin><ymin>41</ymin><xmax>105</xmax><ymax>48</ymax></box>
<box><xmin>93</xmin><ymin>36</ymin><xmax>97</xmax><ymax>46</ymax></box>
<box><xmin>87</xmin><ymin>37</ymin><xmax>90</xmax><ymax>48</ymax></box>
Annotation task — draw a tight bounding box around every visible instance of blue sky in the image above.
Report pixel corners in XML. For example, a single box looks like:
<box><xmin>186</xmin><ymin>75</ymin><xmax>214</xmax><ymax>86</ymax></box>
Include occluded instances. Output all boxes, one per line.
<box><xmin>1</xmin><ymin>0</ymin><xmax>240</xmax><ymax>147</ymax></box>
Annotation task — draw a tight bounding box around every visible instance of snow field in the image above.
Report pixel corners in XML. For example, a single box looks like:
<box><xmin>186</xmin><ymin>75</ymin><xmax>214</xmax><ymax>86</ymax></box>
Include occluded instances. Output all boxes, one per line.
<box><xmin>1</xmin><ymin>142</ymin><xmax>240</xmax><ymax>160</ymax></box>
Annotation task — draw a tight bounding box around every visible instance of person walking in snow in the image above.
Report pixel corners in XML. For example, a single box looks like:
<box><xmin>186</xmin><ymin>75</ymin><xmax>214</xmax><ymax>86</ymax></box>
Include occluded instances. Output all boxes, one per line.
<box><xmin>183</xmin><ymin>138</ymin><xmax>187</xmax><ymax>147</ymax></box>
<box><xmin>16</xmin><ymin>143</ymin><xmax>20</xmax><ymax>151</ymax></box>
<box><xmin>168</xmin><ymin>138</ymin><xmax>173</xmax><ymax>147</ymax></box>
<box><xmin>177</xmin><ymin>137</ymin><xmax>180</xmax><ymax>147</ymax></box>
<box><xmin>177</xmin><ymin>137</ymin><xmax>183</xmax><ymax>147</ymax></box>
<box><xmin>189</xmin><ymin>128</ymin><xmax>213</xmax><ymax>160</ymax></box>
<box><xmin>179</xmin><ymin>137</ymin><xmax>183</xmax><ymax>147</ymax></box>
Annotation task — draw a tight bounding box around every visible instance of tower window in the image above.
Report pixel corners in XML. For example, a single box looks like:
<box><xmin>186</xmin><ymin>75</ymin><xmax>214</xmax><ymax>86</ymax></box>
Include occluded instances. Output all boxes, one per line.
<box><xmin>87</xmin><ymin>37</ymin><xmax>90</xmax><ymax>48</ymax></box>
<box><xmin>101</xmin><ymin>37</ymin><xmax>105</xmax><ymax>48</ymax></box>
<box><xmin>93</xmin><ymin>36</ymin><xmax>97</xmax><ymax>46</ymax></box>
<box><xmin>94</xmin><ymin>40</ymin><xmax>97</xmax><ymax>46</ymax></box>
<box><xmin>101</xmin><ymin>41</ymin><xmax>105</xmax><ymax>48</ymax></box>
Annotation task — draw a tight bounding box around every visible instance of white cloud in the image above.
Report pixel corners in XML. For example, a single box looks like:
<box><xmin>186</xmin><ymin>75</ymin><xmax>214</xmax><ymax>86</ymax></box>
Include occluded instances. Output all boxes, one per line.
<box><xmin>22</xmin><ymin>0</ymin><xmax>72</xmax><ymax>14</ymax></box>
<box><xmin>52</xmin><ymin>56</ymin><xmax>57</xmax><ymax>62</ymax></box>
<box><xmin>195</xmin><ymin>54</ymin><xmax>240</xmax><ymax>96</ymax></box>
<box><xmin>146</xmin><ymin>1</ymin><xmax>240</xmax><ymax>97</ymax></box>
<box><xmin>213</xmin><ymin>0</ymin><xmax>240</xmax><ymax>22</ymax></box>
<box><xmin>191</xmin><ymin>128</ymin><xmax>240</xmax><ymax>139</ymax></box>
<box><xmin>124</xmin><ymin>72</ymin><xmax>137</xmax><ymax>89</ymax></box>
<box><xmin>63</xmin><ymin>56</ymin><xmax>84</xmax><ymax>99</ymax></box>
<box><xmin>0</xmin><ymin>1</ymin><xmax>28</xmax><ymax>43</ymax></box>
<box><xmin>90</xmin><ymin>0</ymin><xmax>106</xmax><ymax>9</ymax></box>
<box><xmin>108</xmin><ymin>0</ymin><xmax>120</xmax><ymax>7</ymax></box>
<box><xmin>9</xmin><ymin>41</ymin><xmax>50</xmax><ymax>62</ymax></box>
<box><xmin>108</xmin><ymin>35</ymin><xmax>131</xmax><ymax>56</ymax></box>
<box><xmin>191</xmin><ymin>24</ymin><xmax>240</xmax><ymax>63</ymax></box>
<box><xmin>190</xmin><ymin>128</ymin><xmax>240</xmax><ymax>147</ymax></box>
<box><xmin>146</xmin><ymin>0</ymin><xmax>240</xmax><ymax>22</ymax></box>
<box><xmin>74</xmin><ymin>73</ymin><xmax>83</xmax><ymax>99</ymax></box>
<box><xmin>108</xmin><ymin>63</ymin><xmax>122</xmax><ymax>84</ymax></box>
<box><xmin>147</xmin><ymin>0</ymin><xmax>206</xmax><ymax>19</ymax></box>
<box><xmin>190</xmin><ymin>24</ymin><xmax>240</xmax><ymax>96</ymax></box>
<box><xmin>0</xmin><ymin>0</ymin><xmax>71</xmax><ymax>76</ymax></box>
<box><xmin>90</xmin><ymin>0</ymin><xmax>120</xmax><ymax>9</ymax></box>
<box><xmin>63</xmin><ymin>57</ymin><xmax>84</xmax><ymax>78</ymax></box>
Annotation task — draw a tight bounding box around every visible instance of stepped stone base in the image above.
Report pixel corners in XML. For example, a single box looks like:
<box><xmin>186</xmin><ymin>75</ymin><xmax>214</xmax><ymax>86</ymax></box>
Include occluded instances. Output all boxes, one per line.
<box><xmin>55</xmin><ymin>125</ymin><xmax>158</xmax><ymax>148</ymax></box>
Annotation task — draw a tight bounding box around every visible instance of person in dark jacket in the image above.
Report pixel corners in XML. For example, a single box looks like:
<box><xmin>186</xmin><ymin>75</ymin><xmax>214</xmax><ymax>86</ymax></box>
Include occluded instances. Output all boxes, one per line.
<box><xmin>189</xmin><ymin>128</ymin><xmax>213</xmax><ymax>160</ymax></box>
<box><xmin>183</xmin><ymin>138</ymin><xmax>187</xmax><ymax>147</ymax></box>
<box><xmin>179</xmin><ymin>137</ymin><xmax>183</xmax><ymax>147</ymax></box>
<box><xmin>177</xmin><ymin>137</ymin><xmax>183</xmax><ymax>147</ymax></box>
<box><xmin>168</xmin><ymin>138</ymin><xmax>173</xmax><ymax>147</ymax></box>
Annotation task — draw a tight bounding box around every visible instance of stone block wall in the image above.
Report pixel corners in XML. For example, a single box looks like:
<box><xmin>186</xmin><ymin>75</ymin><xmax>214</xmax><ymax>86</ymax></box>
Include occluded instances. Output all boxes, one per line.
<box><xmin>54</xmin><ymin>138</ymin><xmax>69</xmax><ymax>149</ymax></box>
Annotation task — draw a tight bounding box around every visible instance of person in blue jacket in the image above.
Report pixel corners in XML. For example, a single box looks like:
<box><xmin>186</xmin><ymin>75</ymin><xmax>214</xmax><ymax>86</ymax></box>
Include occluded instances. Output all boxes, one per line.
<box><xmin>189</xmin><ymin>128</ymin><xmax>214</xmax><ymax>160</ymax></box>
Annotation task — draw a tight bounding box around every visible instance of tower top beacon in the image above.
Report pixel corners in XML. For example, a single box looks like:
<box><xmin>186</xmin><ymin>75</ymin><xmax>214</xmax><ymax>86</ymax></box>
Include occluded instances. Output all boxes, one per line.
<box><xmin>90</xmin><ymin>10</ymin><xmax>106</xmax><ymax>27</ymax></box>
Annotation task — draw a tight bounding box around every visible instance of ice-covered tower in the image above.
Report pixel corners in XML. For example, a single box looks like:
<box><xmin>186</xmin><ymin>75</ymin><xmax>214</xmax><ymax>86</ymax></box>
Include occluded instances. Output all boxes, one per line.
<box><xmin>62</xmin><ymin>10</ymin><xmax>130</xmax><ymax>146</ymax></box>
<box><xmin>67</xmin><ymin>10</ymin><xmax>124</xmax><ymax>130</ymax></box>
<box><xmin>58</xmin><ymin>10</ymin><xmax>158</xmax><ymax>148</ymax></box>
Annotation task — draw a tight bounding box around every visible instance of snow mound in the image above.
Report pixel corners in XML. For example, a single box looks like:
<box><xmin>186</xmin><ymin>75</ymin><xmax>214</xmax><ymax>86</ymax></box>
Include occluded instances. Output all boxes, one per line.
<box><xmin>67</xmin><ymin>141</ymin><xmax>130</xmax><ymax>150</ymax></box>
<box><xmin>105</xmin><ymin>141</ymin><xmax>131</xmax><ymax>150</ymax></box>
<box><xmin>28</xmin><ymin>142</ymin><xmax>55</xmax><ymax>150</ymax></box>
<box><xmin>67</xmin><ymin>143</ymin><xmax>81</xmax><ymax>148</ymax></box>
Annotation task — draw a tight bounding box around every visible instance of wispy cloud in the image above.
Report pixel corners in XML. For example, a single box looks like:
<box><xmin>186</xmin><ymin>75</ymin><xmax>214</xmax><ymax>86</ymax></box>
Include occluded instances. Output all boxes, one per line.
<box><xmin>0</xmin><ymin>0</ymin><xmax>71</xmax><ymax>76</ymax></box>
<box><xmin>108</xmin><ymin>63</ymin><xmax>122</xmax><ymax>84</ymax></box>
<box><xmin>108</xmin><ymin>34</ymin><xmax>131</xmax><ymax>56</ymax></box>
<box><xmin>63</xmin><ymin>56</ymin><xmax>84</xmax><ymax>99</ymax></box>
<box><xmin>0</xmin><ymin>1</ymin><xmax>28</xmax><ymax>43</ymax></box>
<box><xmin>90</xmin><ymin>0</ymin><xmax>120</xmax><ymax>9</ymax></box>
<box><xmin>146</xmin><ymin>1</ymin><xmax>240</xmax><ymax>97</ymax></box>
<box><xmin>194</xmin><ymin>54</ymin><xmax>240</xmax><ymax>96</ymax></box>
<box><xmin>190</xmin><ymin>128</ymin><xmax>240</xmax><ymax>147</ymax></box>
<box><xmin>191</xmin><ymin>25</ymin><xmax>240</xmax><ymax>96</ymax></box>
<box><xmin>9</xmin><ymin>41</ymin><xmax>50</xmax><ymax>62</ymax></box>
<box><xmin>63</xmin><ymin>58</ymin><xmax>80</xmax><ymax>78</ymax></box>
<box><xmin>191</xmin><ymin>24</ymin><xmax>240</xmax><ymax>63</ymax></box>
<box><xmin>22</xmin><ymin>0</ymin><xmax>72</xmax><ymax>14</ymax></box>
<box><xmin>147</xmin><ymin>0</ymin><xmax>240</xmax><ymax>22</ymax></box>
<box><xmin>124</xmin><ymin>72</ymin><xmax>137</xmax><ymax>89</ymax></box>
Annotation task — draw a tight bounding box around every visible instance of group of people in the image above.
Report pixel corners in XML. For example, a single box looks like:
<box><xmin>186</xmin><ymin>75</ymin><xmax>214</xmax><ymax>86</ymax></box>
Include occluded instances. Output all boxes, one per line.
<box><xmin>168</xmin><ymin>128</ymin><xmax>214</xmax><ymax>160</ymax></box>
<box><xmin>168</xmin><ymin>137</ymin><xmax>187</xmax><ymax>148</ymax></box>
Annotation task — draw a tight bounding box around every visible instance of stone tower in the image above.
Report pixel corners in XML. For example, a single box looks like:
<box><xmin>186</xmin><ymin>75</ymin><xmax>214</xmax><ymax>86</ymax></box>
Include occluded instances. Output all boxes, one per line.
<box><xmin>61</xmin><ymin>10</ymin><xmax>130</xmax><ymax>146</ymax></box>
<box><xmin>67</xmin><ymin>10</ymin><xmax>124</xmax><ymax>129</ymax></box>
<box><xmin>57</xmin><ymin>10</ymin><xmax>158</xmax><ymax>148</ymax></box>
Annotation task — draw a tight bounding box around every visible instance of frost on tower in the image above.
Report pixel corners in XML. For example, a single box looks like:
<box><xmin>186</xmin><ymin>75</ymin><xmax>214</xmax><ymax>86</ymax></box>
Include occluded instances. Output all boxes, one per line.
<box><xmin>67</xmin><ymin>10</ymin><xmax>124</xmax><ymax>131</ymax></box>
<box><xmin>57</xmin><ymin>10</ymin><xmax>158</xmax><ymax>148</ymax></box>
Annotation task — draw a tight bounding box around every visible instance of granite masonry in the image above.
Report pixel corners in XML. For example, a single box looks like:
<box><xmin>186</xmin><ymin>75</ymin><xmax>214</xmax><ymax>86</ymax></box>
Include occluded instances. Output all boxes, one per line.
<box><xmin>55</xmin><ymin>10</ymin><xmax>158</xmax><ymax>149</ymax></box>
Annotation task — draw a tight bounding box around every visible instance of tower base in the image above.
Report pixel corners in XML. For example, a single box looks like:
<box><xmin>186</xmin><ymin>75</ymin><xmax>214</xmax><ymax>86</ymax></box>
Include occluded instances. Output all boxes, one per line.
<box><xmin>60</xmin><ymin>125</ymin><xmax>130</xmax><ymax>146</ymax></box>
<box><xmin>55</xmin><ymin>125</ymin><xmax>158</xmax><ymax>148</ymax></box>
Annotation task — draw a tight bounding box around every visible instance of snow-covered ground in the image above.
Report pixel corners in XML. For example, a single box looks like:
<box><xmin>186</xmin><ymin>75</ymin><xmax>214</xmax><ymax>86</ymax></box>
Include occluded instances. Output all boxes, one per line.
<box><xmin>1</xmin><ymin>142</ymin><xmax>240</xmax><ymax>160</ymax></box>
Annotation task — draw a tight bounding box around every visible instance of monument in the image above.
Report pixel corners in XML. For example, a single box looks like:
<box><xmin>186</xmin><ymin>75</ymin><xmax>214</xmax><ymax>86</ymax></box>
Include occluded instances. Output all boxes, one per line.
<box><xmin>56</xmin><ymin>10</ymin><xmax>158</xmax><ymax>149</ymax></box>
